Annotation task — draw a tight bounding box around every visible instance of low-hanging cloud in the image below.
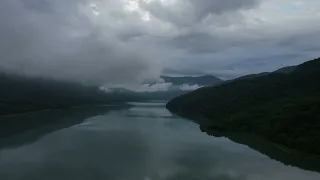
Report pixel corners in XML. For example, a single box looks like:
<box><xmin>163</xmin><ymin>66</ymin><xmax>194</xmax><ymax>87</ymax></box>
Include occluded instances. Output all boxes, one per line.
<box><xmin>0</xmin><ymin>0</ymin><xmax>162</xmax><ymax>86</ymax></box>
<box><xmin>124</xmin><ymin>83</ymin><xmax>202</xmax><ymax>93</ymax></box>
<box><xmin>179</xmin><ymin>84</ymin><xmax>203</xmax><ymax>91</ymax></box>
<box><xmin>130</xmin><ymin>82</ymin><xmax>173</xmax><ymax>93</ymax></box>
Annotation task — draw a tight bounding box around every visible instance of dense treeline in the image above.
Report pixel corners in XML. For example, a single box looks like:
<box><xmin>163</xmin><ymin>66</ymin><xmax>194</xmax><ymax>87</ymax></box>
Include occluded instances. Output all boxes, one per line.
<box><xmin>167</xmin><ymin>57</ymin><xmax>320</xmax><ymax>155</ymax></box>
<box><xmin>0</xmin><ymin>73</ymin><xmax>133</xmax><ymax>115</ymax></box>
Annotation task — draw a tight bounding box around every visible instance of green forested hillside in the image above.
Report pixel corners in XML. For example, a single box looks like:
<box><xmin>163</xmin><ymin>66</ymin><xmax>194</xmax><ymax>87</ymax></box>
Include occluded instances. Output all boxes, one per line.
<box><xmin>167</xmin><ymin>57</ymin><xmax>320</xmax><ymax>154</ymax></box>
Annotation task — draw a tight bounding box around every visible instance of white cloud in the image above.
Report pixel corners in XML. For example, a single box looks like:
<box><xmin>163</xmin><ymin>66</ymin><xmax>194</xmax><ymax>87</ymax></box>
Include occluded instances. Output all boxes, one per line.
<box><xmin>129</xmin><ymin>82</ymin><xmax>173</xmax><ymax>92</ymax></box>
<box><xmin>179</xmin><ymin>84</ymin><xmax>203</xmax><ymax>91</ymax></box>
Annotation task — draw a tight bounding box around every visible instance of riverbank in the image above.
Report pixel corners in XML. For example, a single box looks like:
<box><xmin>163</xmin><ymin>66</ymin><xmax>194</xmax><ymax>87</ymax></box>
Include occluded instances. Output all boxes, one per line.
<box><xmin>0</xmin><ymin>103</ymin><xmax>131</xmax><ymax>139</ymax></box>
<box><xmin>0</xmin><ymin>103</ymin><xmax>130</xmax><ymax>117</ymax></box>
<box><xmin>169</xmin><ymin>111</ymin><xmax>320</xmax><ymax>172</ymax></box>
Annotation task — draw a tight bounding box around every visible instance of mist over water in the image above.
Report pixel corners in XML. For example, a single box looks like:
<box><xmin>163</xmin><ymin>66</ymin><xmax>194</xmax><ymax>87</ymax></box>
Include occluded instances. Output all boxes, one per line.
<box><xmin>0</xmin><ymin>102</ymin><xmax>319</xmax><ymax>180</ymax></box>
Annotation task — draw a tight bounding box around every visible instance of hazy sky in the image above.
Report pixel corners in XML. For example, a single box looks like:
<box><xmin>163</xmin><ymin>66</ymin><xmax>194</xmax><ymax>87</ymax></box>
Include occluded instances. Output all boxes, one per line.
<box><xmin>0</xmin><ymin>0</ymin><xmax>319</xmax><ymax>85</ymax></box>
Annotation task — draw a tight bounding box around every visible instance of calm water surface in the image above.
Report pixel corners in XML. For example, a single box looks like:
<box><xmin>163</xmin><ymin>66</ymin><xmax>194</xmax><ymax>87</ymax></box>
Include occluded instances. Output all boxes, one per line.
<box><xmin>0</xmin><ymin>102</ymin><xmax>319</xmax><ymax>180</ymax></box>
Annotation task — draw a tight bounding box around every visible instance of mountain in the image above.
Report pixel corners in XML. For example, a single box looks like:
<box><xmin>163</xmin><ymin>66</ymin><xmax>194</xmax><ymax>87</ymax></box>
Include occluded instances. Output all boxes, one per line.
<box><xmin>224</xmin><ymin>66</ymin><xmax>297</xmax><ymax>83</ymax></box>
<box><xmin>0</xmin><ymin>73</ymin><xmax>133</xmax><ymax>115</ymax></box>
<box><xmin>274</xmin><ymin>65</ymin><xmax>297</xmax><ymax>74</ymax></box>
<box><xmin>167</xmin><ymin>57</ymin><xmax>320</xmax><ymax>155</ymax></box>
<box><xmin>161</xmin><ymin>75</ymin><xmax>223</xmax><ymax>86</ymax></box>
<box><xmin>224</xmin><ymin>72</ymin><xmax>270</xmax><ymax>83</ymax></box>
<box><xmin>213</xmin><ymin>66</ymin><xmax>295</xmax><ymax>86</ymax></box>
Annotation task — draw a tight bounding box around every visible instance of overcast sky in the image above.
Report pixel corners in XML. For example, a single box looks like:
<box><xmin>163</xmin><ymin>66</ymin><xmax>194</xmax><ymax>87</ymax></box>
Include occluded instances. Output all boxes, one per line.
<box><xmin>0</xmin><ymin>0</ymin><xmax>319</xmax><ymax>86</ymax></box>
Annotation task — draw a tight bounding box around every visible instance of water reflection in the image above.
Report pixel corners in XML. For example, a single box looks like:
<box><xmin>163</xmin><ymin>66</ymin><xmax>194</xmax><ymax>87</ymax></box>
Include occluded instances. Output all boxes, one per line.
<box><xmin>0</xmin><ymin>105</ymin><xmax>125</xmax><ymax>149</ymax></box>
<box><xmin>0</xmin><ymin>102</ymin><xmax>319</xmax><ymax>180</ymax></box>
<box><xmin>224</xmin><ymin>133</ymin><xmax>320</xmax><ymax>173</ymax></box>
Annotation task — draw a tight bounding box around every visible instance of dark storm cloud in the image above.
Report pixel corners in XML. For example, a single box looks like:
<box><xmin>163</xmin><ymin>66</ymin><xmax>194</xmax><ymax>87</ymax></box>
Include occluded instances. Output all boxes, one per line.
<box><xmin>0</xmin><ymin>0</ymin><xmax>162</xmax><ymax>86</ymax></box>
<box><xmin>167</xmin><ymin>17</ymin><xmax>320</xmax><ymax>55</ymax></box>
<box><xmin>0</xmin><ymin>0</ymin><xmax>319</xmax><ymax>83</ymax></box>
<box><xmin>188</xmin><ymin>0</ymin><xmax>260</xmax><ymax>18</ymax></box>
<box><xmin>152</xmin><ymin>0</ymin><xmax>320</xmax><ymax>79</ymax></box>
<box><xmin>163</xmin><ymin>67</ymin><xmax>205</xmax><ymax>77</ymax></box>
<box><xmin>168</xmin><ymin>32</ymin><xmax>223</xmax><ymax>53</ymax></box>
<box><xmin>141</xmin><ymin>0</ymin><xmax>261</xmax><ymax>27</ymax></box>
<box><xmin>278</xmin><ymin>31</ymin><xmax>320</xmax><ymax>52</ymax></box>
<box><xmin>164</xmin><ymin>21</ymin><xmax>320</xmax><ymax>78</ymax></box>
<box><xmin>21</xmin><ymin>0</ymin><xmax>53</xmax><ymax>12</ymax></box>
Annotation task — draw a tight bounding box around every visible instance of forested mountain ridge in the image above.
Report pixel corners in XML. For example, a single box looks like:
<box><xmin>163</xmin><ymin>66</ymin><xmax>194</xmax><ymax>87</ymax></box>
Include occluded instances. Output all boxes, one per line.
<box><xmin>166</xmin><ymin>57</ymin><xmax>320</xmax><ymax>155</ymax></box>
<box><xmin>0</xmin><ymin>73</ymin><xmax>132</xmax><ymax>115</ymax></box>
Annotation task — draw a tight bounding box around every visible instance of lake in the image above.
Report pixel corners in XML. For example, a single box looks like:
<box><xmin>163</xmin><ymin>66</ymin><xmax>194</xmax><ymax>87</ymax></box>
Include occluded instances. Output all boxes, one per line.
<box><xmin>0</xmin><ymin>102</ymin><xmax>319</xmax><ymax>180</ymax></box>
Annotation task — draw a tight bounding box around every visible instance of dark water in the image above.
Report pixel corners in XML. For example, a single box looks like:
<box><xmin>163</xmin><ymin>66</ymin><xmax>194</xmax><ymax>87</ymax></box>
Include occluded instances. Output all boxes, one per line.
<box><xmin>0</xmin><ymin>102</ymin><xmax>319</xmax><ymax>180</ymax></box>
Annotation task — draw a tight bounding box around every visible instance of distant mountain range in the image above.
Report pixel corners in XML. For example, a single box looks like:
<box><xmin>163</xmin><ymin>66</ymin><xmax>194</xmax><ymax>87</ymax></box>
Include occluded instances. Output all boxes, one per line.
<box><xmin>0</xmin><ymin>64</ymin><xmax>301</xmax><ymax>115</ymax></box>
<box><xmin>161</xmin><ymin>75</ymin><xmax>223</xmax><ymax>86</ymax></box>
<box><xmin>161</xmin><ymin>66</ymin><xmax>297</xmax><ymax>87</ymax></box>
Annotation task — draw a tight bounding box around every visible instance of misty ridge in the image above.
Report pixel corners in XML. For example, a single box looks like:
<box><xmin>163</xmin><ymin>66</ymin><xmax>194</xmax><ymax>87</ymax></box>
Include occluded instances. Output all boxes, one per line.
<box><xmin>0</xmin><ymin>1</ymin><xmax>319</xmax><ymax>115</ymax></box>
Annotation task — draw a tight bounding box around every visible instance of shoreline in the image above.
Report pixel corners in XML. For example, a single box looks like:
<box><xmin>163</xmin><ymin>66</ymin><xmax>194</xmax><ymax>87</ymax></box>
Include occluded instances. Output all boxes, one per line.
<box><xmin>0</xmin><ymin>103</ymin><xmax>131</xmax><ymax>140</ymax></box>
<box><xmin>0</xmin><ymin>103</ymin><xmax>130</xmax><ymax>118</ymax></box>
<box><xmin>171</xmin><ymin>109</ymin><xmax>320</xmax><ymax>156</ymax></box>
<box><xmin>169</xmin><ymin>110</ymin><xmax>320</xmax><ymax>173</ymax></box>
